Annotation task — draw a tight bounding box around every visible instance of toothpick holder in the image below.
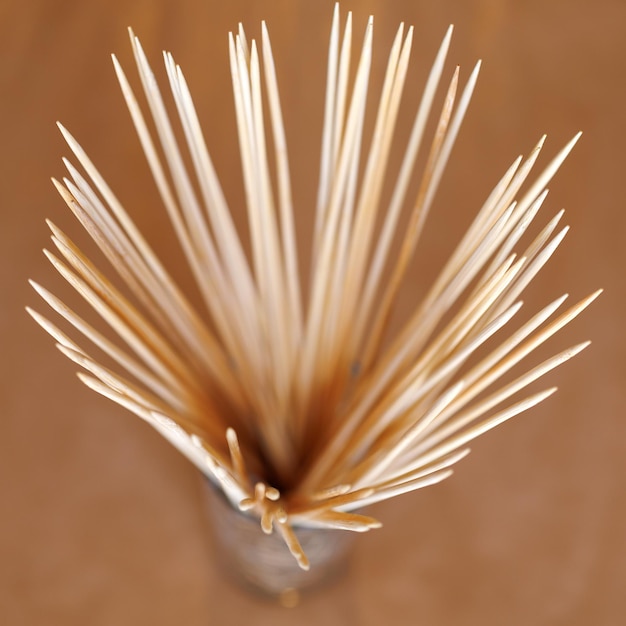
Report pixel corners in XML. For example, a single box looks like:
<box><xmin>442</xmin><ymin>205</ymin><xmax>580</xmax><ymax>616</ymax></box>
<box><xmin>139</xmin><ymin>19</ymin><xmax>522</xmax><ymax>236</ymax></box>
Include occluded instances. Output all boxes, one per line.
<box><xmin>202</xmin><ymin>479</ymin><xmax>355</xmax><ymax>604</ymax></box>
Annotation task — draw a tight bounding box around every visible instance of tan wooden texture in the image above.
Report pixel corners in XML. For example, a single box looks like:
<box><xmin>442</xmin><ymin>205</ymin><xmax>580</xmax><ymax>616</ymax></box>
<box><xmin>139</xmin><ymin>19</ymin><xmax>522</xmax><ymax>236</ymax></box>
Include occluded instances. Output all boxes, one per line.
<box><xmin>1</xmin><ymin>1</ymin><xmax>624</xmax><ymax>623</ymax></box>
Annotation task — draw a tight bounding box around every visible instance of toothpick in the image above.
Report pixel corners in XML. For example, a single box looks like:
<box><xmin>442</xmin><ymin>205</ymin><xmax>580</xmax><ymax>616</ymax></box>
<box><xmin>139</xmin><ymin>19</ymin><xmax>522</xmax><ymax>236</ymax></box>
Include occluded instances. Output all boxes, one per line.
<box><xmin>30</xmin><ymin>8</ymin><xmax>600</xmax><ymax>570</ymax></box>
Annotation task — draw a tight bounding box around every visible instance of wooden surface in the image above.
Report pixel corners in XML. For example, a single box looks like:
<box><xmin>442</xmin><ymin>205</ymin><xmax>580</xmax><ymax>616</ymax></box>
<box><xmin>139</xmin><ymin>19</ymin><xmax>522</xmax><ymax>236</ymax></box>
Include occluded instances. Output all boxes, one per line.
<box><xmin>1</xmin><ymin>0</ymin><xmax>624</xmax><ymax>624</ymax></box>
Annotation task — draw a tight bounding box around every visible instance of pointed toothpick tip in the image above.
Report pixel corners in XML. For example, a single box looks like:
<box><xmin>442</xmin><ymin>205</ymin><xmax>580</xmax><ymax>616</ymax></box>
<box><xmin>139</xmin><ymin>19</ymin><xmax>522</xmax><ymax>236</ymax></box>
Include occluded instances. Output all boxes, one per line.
<box><xmin>25</xmin><ymin>305</ymin><xmax>40</xmax><ymax>321</ymax></box>
<box><xmin>575</xmin><ymin>339</ymin><xmax>593</xmax><ymax>352</ymax></box>
<box><xmin>50</xmin><ymin>177</ymin><xmax>66</xmax><ymax>194</ymax></box>
<box><xmin>590</xmin><ymin>287</ymin><xmax>604</xmax><ymax>301</ymax></box>
<box><xmin>225</xmin><ymin>427</ymin><xmax>238</xmax><ymax>446</ymax></box>
<box><xmin>563</xmin><ymin>131</ymin><xmax>583</xmax><ymax>154</ymax></box>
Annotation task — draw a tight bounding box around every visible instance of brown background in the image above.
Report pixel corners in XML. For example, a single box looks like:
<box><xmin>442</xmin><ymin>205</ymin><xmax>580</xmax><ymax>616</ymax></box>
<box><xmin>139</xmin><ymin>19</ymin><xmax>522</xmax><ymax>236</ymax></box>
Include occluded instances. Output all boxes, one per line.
<box><xmin>1</xmin><ymin>0</ymin><xmax>624</xmax><ymax>624</ymax></box>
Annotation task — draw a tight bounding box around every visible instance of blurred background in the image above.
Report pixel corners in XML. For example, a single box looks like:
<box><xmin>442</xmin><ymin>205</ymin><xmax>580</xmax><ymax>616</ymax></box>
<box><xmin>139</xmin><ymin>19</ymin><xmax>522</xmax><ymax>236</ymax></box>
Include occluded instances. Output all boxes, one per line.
<box><xmin>1</xmin><ymin>0</ymin><xmax>624</xmax><ymax>624</ymax></box>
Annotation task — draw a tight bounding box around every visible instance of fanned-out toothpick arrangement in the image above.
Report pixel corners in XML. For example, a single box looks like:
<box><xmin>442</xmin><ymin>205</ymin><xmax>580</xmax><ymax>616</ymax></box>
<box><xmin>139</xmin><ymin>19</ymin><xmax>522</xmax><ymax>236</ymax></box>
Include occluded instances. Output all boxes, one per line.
<box><xmin>29</xmin><ymin>5</ymin><xmax>600</xmax><ymax>571</ymax></box>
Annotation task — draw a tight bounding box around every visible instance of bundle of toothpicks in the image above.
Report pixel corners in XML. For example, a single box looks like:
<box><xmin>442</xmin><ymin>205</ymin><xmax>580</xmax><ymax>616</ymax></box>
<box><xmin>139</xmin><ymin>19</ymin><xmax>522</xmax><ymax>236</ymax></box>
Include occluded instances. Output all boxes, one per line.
<box><xmin>29</xmin><ymin>5</ymin><xmax>600</xmax><ymax>570</ymax></box>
